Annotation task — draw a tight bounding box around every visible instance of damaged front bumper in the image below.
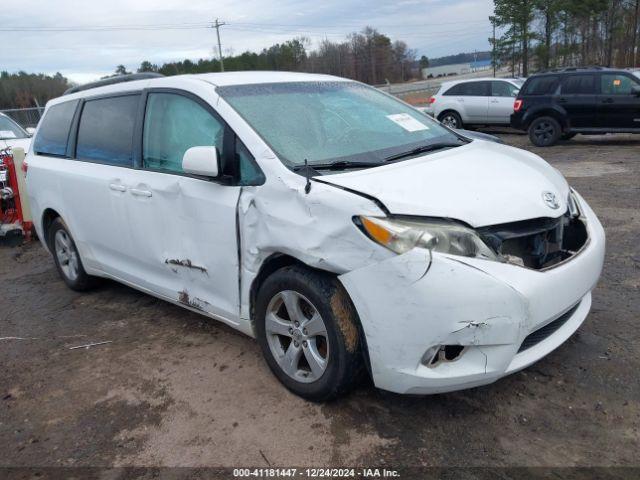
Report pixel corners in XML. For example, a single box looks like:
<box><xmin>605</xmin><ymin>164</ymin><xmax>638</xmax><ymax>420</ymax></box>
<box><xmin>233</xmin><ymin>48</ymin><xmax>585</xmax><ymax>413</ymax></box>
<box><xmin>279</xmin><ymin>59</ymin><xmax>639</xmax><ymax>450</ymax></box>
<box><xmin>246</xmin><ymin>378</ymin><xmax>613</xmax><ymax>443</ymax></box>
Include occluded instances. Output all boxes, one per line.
<box><xmin>339</xmin><ymin>194</ymin><xmax>605</xmax><ymax>395</ymax></box>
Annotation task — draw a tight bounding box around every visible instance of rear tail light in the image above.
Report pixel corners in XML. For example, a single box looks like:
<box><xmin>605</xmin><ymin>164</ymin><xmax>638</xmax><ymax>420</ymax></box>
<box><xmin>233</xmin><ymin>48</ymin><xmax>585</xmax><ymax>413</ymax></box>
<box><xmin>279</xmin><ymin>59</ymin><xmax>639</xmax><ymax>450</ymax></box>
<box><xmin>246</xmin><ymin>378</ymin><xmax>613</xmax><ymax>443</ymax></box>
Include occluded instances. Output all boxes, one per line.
<box><xmin>513</xmin><ymin>99</ymin><xmax>523</xmax><ymax>112</ymax></box>
<box><xmin>428</xmin><ymin>96</ymin><xmax>436</xmax><ymax>104</ymax></box>
<box><xmin>21</xmin><ymin>160</ymin><xmax>28</xmax><ymax>176</ymax></box>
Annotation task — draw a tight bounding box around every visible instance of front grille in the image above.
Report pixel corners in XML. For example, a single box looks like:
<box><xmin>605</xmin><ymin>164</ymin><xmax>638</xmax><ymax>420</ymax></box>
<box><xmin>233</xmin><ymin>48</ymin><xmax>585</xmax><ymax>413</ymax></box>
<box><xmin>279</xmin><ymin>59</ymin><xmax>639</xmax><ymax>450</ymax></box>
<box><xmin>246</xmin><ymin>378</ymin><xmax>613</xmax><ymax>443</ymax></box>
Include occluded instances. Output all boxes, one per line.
<box><xmin>479</xmin><ymin>209</ymin><xmax>588</xmax><ymax>270</ymax></box>
<box><xmin>517</xmin><ymin>302</ymin><xmax>581</xmax><ymax>353</ymax></box>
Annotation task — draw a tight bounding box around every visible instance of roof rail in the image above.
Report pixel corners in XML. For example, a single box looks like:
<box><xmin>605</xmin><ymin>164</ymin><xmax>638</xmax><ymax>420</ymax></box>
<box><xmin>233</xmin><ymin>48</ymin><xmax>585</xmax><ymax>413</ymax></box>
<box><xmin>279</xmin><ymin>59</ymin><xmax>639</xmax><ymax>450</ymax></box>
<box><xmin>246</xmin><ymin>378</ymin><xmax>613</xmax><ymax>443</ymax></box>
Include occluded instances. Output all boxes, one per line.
<box><xmin>538</xmin><ymin>65</ymin><xmax>607</xmax><ymax>74</ymax></box>
<box><xmin>63</xmin><ymin>73</ymin><xmax>164</xmax><ymax>95</ymax></box>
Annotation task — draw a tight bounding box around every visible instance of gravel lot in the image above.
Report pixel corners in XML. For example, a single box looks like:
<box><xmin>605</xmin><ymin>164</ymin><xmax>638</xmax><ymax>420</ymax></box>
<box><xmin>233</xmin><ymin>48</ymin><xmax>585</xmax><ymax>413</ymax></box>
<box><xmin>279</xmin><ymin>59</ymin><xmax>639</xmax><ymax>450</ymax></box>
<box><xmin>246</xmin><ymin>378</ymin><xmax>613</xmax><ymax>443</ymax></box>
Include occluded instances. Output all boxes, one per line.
<box><xmin>1</xmin><ymin>133</ymin><xmax>639</xmax><ymax>471</ymax></box>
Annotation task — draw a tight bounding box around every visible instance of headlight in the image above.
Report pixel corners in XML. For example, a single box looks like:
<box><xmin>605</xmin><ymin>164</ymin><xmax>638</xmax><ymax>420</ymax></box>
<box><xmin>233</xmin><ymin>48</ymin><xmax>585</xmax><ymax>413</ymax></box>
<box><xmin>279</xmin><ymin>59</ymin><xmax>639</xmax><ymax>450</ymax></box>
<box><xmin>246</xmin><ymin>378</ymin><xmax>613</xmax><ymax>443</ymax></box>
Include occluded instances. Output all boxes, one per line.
<box><xmin>356</xmin><ymin>216</ymin><xmax>498</xmax><ymax>260</ymax></box>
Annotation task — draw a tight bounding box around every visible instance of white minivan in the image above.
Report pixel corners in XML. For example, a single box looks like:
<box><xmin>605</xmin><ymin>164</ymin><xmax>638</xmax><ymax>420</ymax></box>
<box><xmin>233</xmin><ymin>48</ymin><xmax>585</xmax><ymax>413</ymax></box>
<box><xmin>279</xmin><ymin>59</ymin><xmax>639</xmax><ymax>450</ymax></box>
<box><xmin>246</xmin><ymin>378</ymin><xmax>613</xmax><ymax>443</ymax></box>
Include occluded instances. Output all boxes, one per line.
<box><xmin>26</xmin><ymin>72</ymin><xmax>605</xmax><ymax>401</ymax></box>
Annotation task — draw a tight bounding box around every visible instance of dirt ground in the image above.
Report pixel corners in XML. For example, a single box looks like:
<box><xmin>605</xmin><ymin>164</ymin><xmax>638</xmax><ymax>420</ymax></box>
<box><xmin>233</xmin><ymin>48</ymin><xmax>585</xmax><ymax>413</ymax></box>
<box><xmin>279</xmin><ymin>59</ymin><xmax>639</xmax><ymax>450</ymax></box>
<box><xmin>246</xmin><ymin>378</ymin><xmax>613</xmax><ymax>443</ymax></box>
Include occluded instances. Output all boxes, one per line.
<box><xmin>1</xmin><ymin>133</ymin><xmax>639</xmax><ymax>472</ymax></box>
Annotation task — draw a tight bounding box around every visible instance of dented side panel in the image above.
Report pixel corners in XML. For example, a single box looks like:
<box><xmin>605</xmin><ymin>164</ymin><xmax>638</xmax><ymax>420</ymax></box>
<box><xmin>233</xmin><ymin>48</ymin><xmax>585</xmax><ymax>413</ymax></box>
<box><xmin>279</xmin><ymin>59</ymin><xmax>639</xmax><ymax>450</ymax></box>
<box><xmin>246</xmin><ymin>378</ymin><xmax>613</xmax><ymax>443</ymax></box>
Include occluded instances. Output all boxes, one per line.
<box><xmin>116</xmin><ymin>168</ymin><xmax>243</xmax><ymax>326</ymax></box>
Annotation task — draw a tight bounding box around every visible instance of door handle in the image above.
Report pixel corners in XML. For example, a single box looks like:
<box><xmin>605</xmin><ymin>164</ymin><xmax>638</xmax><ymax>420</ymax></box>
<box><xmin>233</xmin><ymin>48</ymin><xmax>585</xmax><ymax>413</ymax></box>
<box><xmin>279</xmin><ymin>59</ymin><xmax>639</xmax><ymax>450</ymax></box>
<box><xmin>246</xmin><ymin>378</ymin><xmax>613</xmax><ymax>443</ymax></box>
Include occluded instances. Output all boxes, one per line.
<box><xmin>490</xmin><ymin>99</ymin><xmax>499</xmax><ymax>104</ymax></box>
<box><xmin>109</xmin><ymin>183</ymin><xmax>127</xmax><ymax>192</ymax></box>
<box><xmin>558</xmin><ymin>98</ymin><xmax>568</xmax><ymax>104</ymax></box>
<box><xmin>130</xmin><ymin>188</ymin><xmax>152</xmax><ymax>198</ymax></box>
<box><xmin>601</xmin><ymin>97</ymin><xmax>614</xmax><ymax>104</ymax></box>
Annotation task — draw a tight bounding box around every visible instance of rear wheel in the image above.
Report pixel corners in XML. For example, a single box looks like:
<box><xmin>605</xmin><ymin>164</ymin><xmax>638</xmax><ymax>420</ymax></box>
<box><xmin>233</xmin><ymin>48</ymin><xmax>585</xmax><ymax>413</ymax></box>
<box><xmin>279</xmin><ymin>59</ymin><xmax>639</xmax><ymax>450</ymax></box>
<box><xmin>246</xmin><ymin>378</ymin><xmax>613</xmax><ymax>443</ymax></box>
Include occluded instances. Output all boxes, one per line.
<box><xmin>438</xmin><ymin>111</ymin><xmax>463</xmax><ymax>129</ymax></box>
<box><xmin>255</xmin><ymin>265</ymin><xmax>363</xmax><ymax>401</ymax></box>
<box><xmin>528</xmin><ymin>116</ymin><xmax>561</xmax><ymax>147</ymax></box>
<box><xmin>49</xmin><ymin>218</ymin><xmax>98</xmax><ymax>291</ymax></box>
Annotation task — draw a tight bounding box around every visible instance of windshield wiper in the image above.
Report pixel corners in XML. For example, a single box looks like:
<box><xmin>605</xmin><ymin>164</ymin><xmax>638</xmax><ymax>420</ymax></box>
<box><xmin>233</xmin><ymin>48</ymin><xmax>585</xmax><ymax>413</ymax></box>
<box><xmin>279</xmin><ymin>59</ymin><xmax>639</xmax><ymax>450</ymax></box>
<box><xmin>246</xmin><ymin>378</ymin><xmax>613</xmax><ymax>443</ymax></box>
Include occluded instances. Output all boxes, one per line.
<box><xmin>383</xmin><ymin>142</ymin><xmax>464</xmax><ymax>163</ymax></box>
<box><xmin>292</xmin><ymin>160</ymin><xmax>377</xmax><ymax>171</ymax></box>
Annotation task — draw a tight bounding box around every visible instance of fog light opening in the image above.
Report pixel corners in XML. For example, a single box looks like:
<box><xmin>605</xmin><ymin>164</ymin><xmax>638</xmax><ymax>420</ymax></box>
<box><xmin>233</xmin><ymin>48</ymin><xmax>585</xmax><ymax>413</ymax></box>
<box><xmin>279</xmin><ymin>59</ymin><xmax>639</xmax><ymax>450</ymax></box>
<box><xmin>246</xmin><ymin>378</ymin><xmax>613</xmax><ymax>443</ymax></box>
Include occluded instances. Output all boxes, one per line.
<box><xmin>423</xmin><ymin>344</ymin><xmax>468</xmax><ymax>367</ymax></box>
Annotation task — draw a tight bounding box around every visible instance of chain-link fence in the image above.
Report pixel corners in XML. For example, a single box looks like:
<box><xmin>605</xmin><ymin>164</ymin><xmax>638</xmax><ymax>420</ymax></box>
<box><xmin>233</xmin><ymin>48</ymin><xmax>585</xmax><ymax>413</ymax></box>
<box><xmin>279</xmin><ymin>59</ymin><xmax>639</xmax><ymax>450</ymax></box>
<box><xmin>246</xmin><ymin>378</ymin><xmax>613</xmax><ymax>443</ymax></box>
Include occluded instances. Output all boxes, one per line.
<box><xmin>0</xmin><ymin>107</ymin><xmax>44</xmax><ymax>129</ymax></box>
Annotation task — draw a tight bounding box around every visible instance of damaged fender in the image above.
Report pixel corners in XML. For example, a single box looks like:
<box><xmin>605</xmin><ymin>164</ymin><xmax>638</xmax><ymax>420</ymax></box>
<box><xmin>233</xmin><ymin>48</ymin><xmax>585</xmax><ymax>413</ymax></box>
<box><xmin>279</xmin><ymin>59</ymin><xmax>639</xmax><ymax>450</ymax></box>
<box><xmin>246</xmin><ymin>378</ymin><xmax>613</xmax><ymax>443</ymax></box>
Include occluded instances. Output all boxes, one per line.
<box><xmin>237</xmin><ymin>171</ymin><xmax>394</xmax><ymax>330</ymax></box>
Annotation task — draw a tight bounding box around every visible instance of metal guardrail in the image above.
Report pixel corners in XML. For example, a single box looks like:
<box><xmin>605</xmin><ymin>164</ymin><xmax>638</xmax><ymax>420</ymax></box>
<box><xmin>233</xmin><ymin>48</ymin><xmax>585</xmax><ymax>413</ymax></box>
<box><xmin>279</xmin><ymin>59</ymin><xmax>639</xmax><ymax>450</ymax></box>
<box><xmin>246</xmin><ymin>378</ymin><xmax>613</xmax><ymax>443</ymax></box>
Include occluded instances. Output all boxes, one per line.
<box><xmin>0</xmin><ymin>107</ymin><xmax>44</xmax><ymax>129</ymax></box>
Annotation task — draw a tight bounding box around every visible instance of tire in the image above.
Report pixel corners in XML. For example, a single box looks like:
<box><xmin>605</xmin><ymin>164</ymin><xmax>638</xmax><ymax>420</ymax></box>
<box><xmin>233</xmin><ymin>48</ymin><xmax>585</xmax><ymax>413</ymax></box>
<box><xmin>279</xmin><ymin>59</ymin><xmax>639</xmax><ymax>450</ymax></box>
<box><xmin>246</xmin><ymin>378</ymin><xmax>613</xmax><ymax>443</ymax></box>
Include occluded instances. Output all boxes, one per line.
<box><xmin>438</xmin><ymin>111</ymin><xmax>463</xmax><ymax>129</ymax></box>
<box><xmin>48</xmin><ymin>218</ymin><xmax>98</xmax><ymax>291</ymax></box>
<box><xmin>561</xmin><ymin>132</ymin><xmax>577</xmax><ymax>141</ymax></box>
<box><xmin>528</xmin><ymin>116</ymin><xmax>562</xmax><ymax>147</ymax></box>
<box><xmin>255</xmin><ymin>265</ymin><xmax>364</xmax><ymax>402</ymax></box>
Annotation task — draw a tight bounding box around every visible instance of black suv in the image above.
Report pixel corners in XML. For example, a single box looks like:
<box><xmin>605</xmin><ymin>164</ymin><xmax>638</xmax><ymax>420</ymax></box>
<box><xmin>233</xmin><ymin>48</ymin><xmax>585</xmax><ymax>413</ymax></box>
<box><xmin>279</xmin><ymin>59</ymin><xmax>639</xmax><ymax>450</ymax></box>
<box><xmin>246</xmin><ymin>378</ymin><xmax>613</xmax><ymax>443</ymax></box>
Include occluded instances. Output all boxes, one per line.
<box><xmin>511</xmin><ymin>67</ymin><xmax>640</xmax><ymax>146</ymax></box>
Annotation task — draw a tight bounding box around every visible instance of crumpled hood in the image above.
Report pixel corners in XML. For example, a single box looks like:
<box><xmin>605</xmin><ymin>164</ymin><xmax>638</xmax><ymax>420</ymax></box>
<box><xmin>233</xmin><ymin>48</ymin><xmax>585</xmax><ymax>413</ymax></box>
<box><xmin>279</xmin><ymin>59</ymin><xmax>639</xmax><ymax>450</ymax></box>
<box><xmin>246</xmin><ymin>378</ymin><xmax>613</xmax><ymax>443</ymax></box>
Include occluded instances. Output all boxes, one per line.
<box><xmin>319</xmin><ymin>140</ymin><xmax>570</xmax><ymax>227</ymax></box>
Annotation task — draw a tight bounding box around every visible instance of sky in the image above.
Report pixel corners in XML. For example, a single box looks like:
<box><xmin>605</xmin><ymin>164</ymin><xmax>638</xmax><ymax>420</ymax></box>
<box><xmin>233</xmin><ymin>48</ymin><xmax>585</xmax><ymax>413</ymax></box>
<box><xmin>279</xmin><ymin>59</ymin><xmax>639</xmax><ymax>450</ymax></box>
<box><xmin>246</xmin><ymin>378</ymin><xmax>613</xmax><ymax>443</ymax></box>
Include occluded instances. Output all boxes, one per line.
<box><xmin>2</xmin><ymin>0</ymin><xmax>495</xmax><ymax>84</ymax></box>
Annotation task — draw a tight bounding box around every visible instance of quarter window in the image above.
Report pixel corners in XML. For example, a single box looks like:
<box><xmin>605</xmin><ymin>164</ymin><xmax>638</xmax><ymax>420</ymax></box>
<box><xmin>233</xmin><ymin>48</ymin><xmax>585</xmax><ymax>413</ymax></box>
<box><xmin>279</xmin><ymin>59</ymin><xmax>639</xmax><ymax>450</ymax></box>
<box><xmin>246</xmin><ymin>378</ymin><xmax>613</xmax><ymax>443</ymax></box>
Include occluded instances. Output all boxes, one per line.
<box><xmin>235</xmin><ymin>137</ymin><xmax>264</xmax><ymax>186</ymax></box>
<box><xmin>76</xmin><ymin>95</ymin><xmax>139</xmax><ymax>166</ymax></box>
<box><xmin>561</xmin><ymin>75</ymin><xmax>596</xmax><ymax>94</ymax></box>
<box><xmin>522</xmin><ymin>76</ymin><xmax>560</xmax><ymax>95</ymax></box>
<box><xmin>142</xmin><ymin>93</ymin><xmax>224</xmax><ymax>174</ymax></box>
<box><xmin>33</xmin><ymin>100</ymin><xmax>78</xmax><ymax>156</ymax></box>
<box><xmin>601</xmin><ymin>74</ymin><xmax>640</xmax><ymax>95</ymax></box>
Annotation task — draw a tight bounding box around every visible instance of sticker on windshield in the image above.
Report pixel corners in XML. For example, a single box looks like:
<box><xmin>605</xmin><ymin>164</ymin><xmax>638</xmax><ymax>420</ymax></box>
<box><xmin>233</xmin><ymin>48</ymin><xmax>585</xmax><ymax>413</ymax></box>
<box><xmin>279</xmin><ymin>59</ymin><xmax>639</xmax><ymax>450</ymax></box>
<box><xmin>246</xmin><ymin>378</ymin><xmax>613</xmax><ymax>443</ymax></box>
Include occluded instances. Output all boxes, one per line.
<box><xmin>386</xmin><ymin>114</ymin><xmax>429</xmax><ymax>132</ymax></box>
<box><xmin>0</xmin><ymin>130</ymin><xmax>17</xmax><ymax>139</ymax></box>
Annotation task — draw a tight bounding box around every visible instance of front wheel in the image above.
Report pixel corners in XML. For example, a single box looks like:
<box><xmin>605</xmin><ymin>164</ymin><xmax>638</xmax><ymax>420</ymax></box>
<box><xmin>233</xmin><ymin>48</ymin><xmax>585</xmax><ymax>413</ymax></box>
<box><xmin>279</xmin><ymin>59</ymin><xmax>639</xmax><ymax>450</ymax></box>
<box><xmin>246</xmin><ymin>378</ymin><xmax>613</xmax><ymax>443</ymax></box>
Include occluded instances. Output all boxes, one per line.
<box><xmin>528</xmin><ymin>116</ymin><xmax>561</xmax><ymax>147</ymax></box>
<box><xmin>255</xmin><ymin>266</ymin><xmax>364</xmax><ymax>401</ymax></box>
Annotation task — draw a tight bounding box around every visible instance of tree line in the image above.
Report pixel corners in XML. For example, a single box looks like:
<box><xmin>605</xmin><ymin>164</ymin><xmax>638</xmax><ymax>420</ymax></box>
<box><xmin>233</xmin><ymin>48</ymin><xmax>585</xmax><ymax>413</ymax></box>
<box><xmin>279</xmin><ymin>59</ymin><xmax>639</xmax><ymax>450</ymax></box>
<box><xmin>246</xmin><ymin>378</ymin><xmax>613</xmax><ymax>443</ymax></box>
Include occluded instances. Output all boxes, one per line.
<box><xmin>130</xmin><ymin>27</ymin><xmax>418</xmax><ymax>85</ymax></box>
<box><xmin>492</xmin><ymin>0</ymin><xmax>640</xmax><ymax>76</ymax></box>
<box><xmin>0</xmin><ymin>71</ymin><xmax>70</xmax><ymax>110</ymax></box>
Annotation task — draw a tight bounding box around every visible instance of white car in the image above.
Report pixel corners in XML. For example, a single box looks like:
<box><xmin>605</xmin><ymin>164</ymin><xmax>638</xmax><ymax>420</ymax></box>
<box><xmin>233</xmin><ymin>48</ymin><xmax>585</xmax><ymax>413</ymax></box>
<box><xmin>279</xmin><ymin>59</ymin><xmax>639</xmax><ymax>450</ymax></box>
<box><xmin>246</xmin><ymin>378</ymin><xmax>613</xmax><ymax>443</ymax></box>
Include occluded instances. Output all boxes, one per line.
<box><xmin>423</xmin><ymin>77</ymin><xmax>524</xmax><ymax>129</ymax></box>
<box><xmin>0</xmin><ymin>112</ymin><xmax>32</xmax><ymax>153</ymax></box>
<box><xmin>25</xmin><ymin>72</ymin><xmax>604</xmax><ymax>401</ymax></box>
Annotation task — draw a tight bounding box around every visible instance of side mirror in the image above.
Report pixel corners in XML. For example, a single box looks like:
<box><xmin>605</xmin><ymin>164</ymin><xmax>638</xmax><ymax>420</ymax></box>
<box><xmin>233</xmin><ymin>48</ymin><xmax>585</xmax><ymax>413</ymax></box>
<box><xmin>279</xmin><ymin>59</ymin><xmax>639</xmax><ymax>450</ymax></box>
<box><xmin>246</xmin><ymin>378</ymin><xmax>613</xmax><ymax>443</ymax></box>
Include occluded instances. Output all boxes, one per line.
<box><xmin>632</xmin><ymin>85</ymin><xmax>640</xmax><ymax>97</ymax></box>
<box><xmin>26</xmin><ymin>127</ymin><xmax>36</xmax><ymax>136</ymax></box>
<box><xmin>182</xmin><ymin>146</ymin><xmax>219</xmax><ymax>177</ymax></box>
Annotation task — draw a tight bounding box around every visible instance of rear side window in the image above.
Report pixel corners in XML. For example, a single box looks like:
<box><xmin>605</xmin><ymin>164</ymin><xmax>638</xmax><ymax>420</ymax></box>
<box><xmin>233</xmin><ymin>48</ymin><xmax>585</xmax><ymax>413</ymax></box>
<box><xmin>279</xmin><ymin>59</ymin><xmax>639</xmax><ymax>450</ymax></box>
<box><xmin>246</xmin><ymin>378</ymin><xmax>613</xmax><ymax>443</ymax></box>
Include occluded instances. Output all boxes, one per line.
<box><xmin>601</xmin><ymin>73</ymin><xmax>640</xmax><ymax>95</ymax></box>
<box><xmin>76</xmin><ymin>95</ymin><xmax>139</xmax><ymax>166</ymax></box>
<box><xmin>491</xmin><ymin>81</ymin><xmax>519</xmax><ymax>97</ymax></box>
<box><xmin>561</xmin><ymin>75</ymin><xmax>596</xmax><ymax>94</ymax></box>
<box><xmin>444</xmin><ymin>81</ymin><xmax>489</xmax><ymax>96</ymax></box>
<box><xmin>33</xmin><ymin>100</ymin><xmax>78</xmax><ymax>156</ymax></box>
<box><xmin>522</xmin><ymin>76</ymin><xmax>559</xmax><ymax>95</ymax></box>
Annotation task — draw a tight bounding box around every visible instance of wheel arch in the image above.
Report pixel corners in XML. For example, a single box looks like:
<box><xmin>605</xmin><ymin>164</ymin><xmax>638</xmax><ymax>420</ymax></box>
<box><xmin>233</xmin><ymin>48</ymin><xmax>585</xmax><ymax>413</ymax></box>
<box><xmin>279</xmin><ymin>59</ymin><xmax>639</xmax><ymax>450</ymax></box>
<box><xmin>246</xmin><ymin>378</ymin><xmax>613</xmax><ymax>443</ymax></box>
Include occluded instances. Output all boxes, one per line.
<box><xmin>41</xmin><ymin>208</ymin><xmax>62</xmax><ymax>251</ymax></box>
<box><xmin>248</xmin><ymin>252</ymin><xmax>373</xmax><ymax>378</ymax></box>
<box><xmin>524</xmin><ymin>107</ymin><xmax>569</xmax><ymax>131</ymax></box>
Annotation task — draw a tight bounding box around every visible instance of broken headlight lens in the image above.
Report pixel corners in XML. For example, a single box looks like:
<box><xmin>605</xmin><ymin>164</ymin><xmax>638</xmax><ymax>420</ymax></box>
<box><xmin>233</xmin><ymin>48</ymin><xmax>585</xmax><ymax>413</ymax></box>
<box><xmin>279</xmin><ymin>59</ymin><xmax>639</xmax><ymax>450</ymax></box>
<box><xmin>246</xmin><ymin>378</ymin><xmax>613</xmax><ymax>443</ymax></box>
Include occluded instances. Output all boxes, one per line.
<box><xmin>357</xmin><ymin>216</ymin><xmax>498</xmax><ymax>260</ymax></box>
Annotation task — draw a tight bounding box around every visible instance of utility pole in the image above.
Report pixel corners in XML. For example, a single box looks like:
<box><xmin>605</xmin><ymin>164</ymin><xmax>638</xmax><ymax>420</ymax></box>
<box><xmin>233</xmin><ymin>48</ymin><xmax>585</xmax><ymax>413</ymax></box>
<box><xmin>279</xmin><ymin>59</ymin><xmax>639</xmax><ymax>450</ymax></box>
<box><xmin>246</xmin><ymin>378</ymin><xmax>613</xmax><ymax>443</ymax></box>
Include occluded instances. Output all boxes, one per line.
<box><xmin>633</xmin><ymin>0</ymin><xmax>639</xmax><ymax>67</ymax></box>
<box><xmin>493</xmin><ymin>21</ymin><xmax>496</xmax><ymax>77</ymax></box>
<box><xmin>489</xmin><ymin>16</ymin><xmax>497</xmax><ymax>78</ymax></box>
<box><xmin>213</xmin><ymin>18</ymin><xmax>226</xmax><ymax>72</ymax></box>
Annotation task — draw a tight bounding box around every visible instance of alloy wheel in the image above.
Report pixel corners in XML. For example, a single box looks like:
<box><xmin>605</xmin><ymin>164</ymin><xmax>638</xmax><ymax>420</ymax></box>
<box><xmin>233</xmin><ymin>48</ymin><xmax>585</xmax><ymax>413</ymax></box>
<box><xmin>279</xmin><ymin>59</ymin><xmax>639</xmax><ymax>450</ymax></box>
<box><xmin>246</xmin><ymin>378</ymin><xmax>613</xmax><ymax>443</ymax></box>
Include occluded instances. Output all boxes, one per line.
<box><xmin>533</xmin><ymin>121</ymin><xmax>555</xmax><ymax>144</ymax></box>
<box><xmin>265</xmin><ymin>290</ymin><xmax>329</xmax><ymax>383</ymax></box>
<box><xmin>441</xmin><ymin>114</ymin><xmax>458</xmax><ymax>128</ymax></box>
<box><xmin>54</xmin><ymin>230</ymin><xmax>79</xmax><ymax>282</ymax></box>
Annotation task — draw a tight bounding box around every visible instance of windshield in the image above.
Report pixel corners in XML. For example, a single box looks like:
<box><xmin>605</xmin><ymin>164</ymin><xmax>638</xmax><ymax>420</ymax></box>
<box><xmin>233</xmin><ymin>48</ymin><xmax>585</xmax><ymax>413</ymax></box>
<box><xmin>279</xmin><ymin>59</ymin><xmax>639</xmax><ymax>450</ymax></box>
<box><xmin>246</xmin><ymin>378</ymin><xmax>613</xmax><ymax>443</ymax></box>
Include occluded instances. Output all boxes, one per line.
<box><xmin>0</xmin><ymin>115</ymin><xmax>28</xmax><ymax>140</ymax></box>
<box><xmin>218</xmin><ymin>81</ymin><xmax>460</xmax><ymax>168</ymax></box>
